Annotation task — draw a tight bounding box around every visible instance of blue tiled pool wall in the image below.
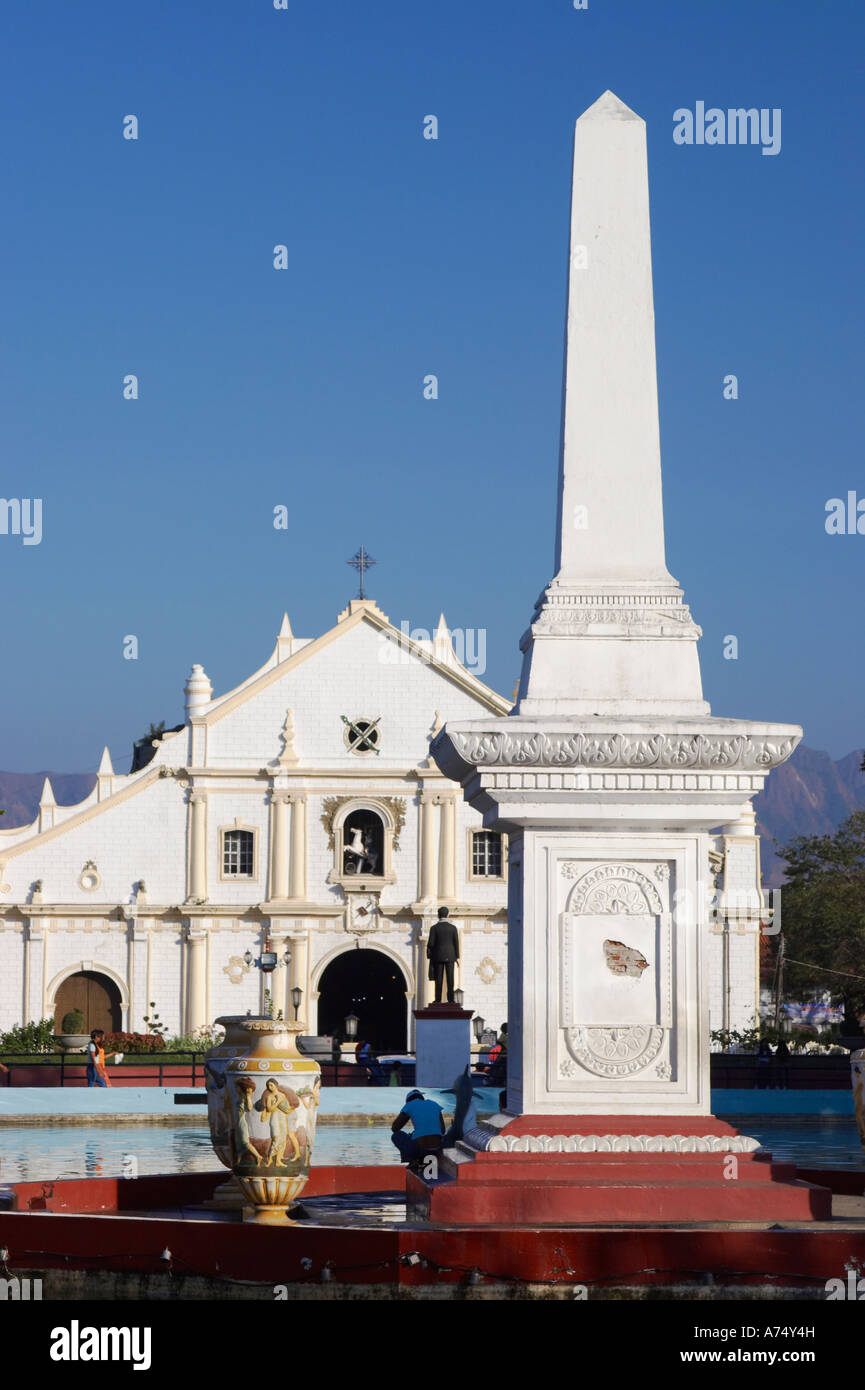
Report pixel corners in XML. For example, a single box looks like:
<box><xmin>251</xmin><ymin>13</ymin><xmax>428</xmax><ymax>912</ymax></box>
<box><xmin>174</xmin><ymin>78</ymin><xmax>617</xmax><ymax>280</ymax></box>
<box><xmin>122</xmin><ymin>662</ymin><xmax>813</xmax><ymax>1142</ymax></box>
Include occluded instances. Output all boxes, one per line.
<box><xmin>0</xmin><ymin>1087</ymin><xmax>855</xmax><ymax>1118</ymax></box>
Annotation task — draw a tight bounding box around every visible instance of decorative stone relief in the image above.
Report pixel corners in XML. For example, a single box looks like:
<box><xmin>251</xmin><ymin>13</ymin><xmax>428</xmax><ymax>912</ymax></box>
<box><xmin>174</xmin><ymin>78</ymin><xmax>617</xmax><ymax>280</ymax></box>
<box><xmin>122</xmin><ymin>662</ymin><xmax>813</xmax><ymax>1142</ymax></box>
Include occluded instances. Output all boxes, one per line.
<box><xmin>78</xmin><ymin>861</ymin><xmax>102</xmax><ymax>892</ymax></box>
<box><xmin>345</xmin><ymin>892</ymin><xmax>380</xmax><ymax>936</ymax></box>
<box><xmin>475</xmin><ymin>1132</ymin><xmax>761</xmax><ymax>1155</ymax></box>
<box><xmin>474</xmin><ymin>956</ymin><xmax>502</xmax><ymax>986</ymax></box>
<box><xmin>560</xmin><ymin>861</ymin><xmax>672</xmax><ymax>1079</ymax></box>
<box><xmin>564</xmin><ymin>1024</ymin><xmax>665</xmax><ymax>1078</ymax></box>
<box><xmin>223</xmin><ymin>956</ymin><xmax>251</xmax><ymax>986</ymax></box>
<box><xmin>278</xmin><ymin>708</ymin><xmax>299</xmax><ymax>766</ymax></box>
<box><xmin>446</xmin><ymin>728</ymin><xmax>798</xmax><ymax>772</ymax></box>
<box><xmin>564</xmin><ymin>863</ymin><xmax>664</xmax><ymax>916</ymax></box>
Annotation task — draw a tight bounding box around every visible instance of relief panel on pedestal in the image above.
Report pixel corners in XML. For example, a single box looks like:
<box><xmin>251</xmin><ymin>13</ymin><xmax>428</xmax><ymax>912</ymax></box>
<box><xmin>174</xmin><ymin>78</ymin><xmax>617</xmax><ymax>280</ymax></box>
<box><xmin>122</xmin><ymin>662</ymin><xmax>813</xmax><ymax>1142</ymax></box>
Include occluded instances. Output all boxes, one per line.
<box><xmin>558</xmin><ymin>862</ymin><xmax>673</xmax><ymax>1084</ymax></box>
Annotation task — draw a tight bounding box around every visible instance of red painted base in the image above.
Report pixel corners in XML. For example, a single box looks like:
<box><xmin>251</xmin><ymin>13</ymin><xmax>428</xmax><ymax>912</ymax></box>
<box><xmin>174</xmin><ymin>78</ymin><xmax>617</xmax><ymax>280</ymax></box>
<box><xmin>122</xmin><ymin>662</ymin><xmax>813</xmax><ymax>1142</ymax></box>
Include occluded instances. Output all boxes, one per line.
<box><xmin>1</xmin><ymin>1166</ymin><xmax>861</xmax><ymax>1294</ymax></box>
<box><xmin>408</xmin><ymin>1115</ymin><xmax>834</xmax><ymax>1226</ymax></box>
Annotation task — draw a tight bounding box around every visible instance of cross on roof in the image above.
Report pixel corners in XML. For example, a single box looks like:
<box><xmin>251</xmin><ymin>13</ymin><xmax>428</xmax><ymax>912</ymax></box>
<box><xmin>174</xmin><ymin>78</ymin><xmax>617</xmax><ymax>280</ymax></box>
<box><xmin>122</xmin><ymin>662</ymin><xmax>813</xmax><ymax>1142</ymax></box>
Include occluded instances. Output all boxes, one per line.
<box><xmin>347</xmin><ymin>545</ymin><xmax>376</xmax><ymax>600</ymax></box>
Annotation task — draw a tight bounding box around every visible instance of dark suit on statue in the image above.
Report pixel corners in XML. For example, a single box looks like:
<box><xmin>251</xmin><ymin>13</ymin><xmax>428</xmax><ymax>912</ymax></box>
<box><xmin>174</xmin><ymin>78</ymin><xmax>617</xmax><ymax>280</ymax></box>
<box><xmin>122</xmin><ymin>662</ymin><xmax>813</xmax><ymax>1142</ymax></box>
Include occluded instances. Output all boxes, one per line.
<box><xmin>427</xmin><ymin>918</ymin><xmax>460</xmax><ymax>1003</ymax></box>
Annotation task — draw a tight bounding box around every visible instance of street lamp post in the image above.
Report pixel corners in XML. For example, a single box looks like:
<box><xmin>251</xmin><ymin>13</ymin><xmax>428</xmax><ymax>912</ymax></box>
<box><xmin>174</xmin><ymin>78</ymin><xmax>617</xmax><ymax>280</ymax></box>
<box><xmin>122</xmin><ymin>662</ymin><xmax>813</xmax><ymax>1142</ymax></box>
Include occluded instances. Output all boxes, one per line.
<box><xmin>291</xmin><ymin>986</ymin><xmax>303</xmax><ymax>1021</ymax></box>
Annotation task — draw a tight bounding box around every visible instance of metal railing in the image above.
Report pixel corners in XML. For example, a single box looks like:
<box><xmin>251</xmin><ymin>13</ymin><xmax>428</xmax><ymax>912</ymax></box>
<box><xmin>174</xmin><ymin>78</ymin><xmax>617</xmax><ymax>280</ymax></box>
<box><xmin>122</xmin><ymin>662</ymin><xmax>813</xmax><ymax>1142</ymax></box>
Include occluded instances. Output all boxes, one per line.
<box><xmin>0</xmin><ymin>1053</ymin><xmax>205</xmax><ymax>1087</ymax></box>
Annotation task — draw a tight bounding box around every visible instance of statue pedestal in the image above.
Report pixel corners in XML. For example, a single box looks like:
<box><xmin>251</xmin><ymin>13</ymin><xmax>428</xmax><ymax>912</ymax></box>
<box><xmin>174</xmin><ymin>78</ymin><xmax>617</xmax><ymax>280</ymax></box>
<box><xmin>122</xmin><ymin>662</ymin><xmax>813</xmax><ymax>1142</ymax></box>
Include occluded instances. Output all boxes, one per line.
<box><xmin>414</xmin><ymin>1005</ymin><xmax>473</xmax><ymax>1090</ymax></box>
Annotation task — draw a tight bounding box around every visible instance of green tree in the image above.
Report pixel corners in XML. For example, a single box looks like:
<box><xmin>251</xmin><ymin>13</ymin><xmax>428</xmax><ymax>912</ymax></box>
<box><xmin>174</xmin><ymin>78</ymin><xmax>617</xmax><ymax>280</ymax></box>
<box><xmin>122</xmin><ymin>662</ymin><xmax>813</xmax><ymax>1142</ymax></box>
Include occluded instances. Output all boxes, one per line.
<box><xmin>775</xmin><ymin>808</ymin><xmax>865</xmax><ymax>1030</ymax></box>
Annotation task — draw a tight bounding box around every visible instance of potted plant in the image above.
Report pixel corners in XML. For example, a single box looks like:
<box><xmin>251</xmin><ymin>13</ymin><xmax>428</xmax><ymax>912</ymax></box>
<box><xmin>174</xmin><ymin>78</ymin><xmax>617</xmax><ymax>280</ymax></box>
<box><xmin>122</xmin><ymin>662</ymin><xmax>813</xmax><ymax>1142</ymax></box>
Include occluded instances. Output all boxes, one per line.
<box><xmin>53</xmin><ymin>1009</ymin><xmax>90</xmax><ymax>1053</ymax></box>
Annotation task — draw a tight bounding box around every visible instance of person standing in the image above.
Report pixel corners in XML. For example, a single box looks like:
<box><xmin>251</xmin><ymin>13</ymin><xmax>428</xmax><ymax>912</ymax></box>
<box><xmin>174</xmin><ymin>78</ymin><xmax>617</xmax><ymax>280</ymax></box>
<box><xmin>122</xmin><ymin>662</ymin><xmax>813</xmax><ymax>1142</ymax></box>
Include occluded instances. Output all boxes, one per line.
<box><xmin>427</xmin><ymin>907</ymin><xmax>460</xmax><ymax>1003</ymax></box>
<box><xmin>86</xmin><ymin>1029</ymin><xmax>111</xmax><ymax>1088</ymax></box>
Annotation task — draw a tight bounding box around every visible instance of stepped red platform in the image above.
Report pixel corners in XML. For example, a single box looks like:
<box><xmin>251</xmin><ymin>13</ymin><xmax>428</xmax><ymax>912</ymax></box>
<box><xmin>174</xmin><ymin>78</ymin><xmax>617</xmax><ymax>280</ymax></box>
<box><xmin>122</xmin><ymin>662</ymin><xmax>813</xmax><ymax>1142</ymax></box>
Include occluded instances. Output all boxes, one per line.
<box><xmin>408</xmin><ymin>1116</ymin><xmax>833</xmax><ymax>1225</ymax></box>
<box><xmin>1</xmin><ymin>1165</ymin><xmax>862</xmax><ymax>1297</ymax></box>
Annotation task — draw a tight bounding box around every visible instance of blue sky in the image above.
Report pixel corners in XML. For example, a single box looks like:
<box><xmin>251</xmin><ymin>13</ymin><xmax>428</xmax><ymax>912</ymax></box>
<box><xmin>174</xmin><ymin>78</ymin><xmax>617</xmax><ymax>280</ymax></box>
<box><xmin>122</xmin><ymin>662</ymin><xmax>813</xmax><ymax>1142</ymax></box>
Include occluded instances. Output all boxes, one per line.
<box><xmin>2</xmin><ymin>0</ymin><xmax>863</xmax><ymax>773</ymax></box>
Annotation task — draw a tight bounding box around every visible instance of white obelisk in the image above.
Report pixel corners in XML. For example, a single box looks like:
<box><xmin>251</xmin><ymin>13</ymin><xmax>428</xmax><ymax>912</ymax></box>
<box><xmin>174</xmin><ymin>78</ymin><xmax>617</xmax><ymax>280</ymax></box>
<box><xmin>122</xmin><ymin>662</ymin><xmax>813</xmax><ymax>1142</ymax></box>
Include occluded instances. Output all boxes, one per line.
<box><xmin>517</xmin><ymin>90</ymin><xmax>708</xmax><ymax>719</ymax></box>
<box><xmin>432</xmin><ymin>93</ymin><xmax>801</xmax><ymax>1122</ymax></box>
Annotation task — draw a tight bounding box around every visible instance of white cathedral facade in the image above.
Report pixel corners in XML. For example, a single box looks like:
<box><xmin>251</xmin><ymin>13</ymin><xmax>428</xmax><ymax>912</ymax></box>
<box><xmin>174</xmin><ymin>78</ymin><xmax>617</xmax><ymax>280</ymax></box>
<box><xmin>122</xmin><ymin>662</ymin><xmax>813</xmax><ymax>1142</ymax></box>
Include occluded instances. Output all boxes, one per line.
<box><xmin>0</xmin><ymin>596</ymin><xmax>763</xmax><ymax>1047</ymax></box>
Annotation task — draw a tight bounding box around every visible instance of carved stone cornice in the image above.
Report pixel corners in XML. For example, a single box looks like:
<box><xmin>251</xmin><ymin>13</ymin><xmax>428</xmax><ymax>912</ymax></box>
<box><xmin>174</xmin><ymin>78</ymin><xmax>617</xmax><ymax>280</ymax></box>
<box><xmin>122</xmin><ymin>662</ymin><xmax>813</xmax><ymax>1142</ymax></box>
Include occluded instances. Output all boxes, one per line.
<box><xmin>462</xmin><ymin>1128</ymin><xmax>761</xmax><ymax>1155</ymax></box>
<box><xmin>435</xmin><ymin>726</ymin><xmax>801</xmax><ymax>775</ymax></box>
<box><xmin>522</xmin><ymin>583</ymin><xmax>703</xmax><ymax>646</ymax></box>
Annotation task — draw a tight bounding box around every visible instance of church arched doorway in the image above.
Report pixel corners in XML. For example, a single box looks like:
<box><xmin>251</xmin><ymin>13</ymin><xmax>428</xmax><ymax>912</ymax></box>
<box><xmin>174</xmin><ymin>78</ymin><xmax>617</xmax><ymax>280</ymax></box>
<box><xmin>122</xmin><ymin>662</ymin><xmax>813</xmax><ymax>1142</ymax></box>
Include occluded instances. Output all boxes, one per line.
<box><xmin>317</xmin><ymin>949</ymin><xmax>407</xmax><ymax>1051</ymax></box>
<box><xmin>54</xmin><ymin>971</ymin><xmax>122</xmax><ymax>1034</ymax></box>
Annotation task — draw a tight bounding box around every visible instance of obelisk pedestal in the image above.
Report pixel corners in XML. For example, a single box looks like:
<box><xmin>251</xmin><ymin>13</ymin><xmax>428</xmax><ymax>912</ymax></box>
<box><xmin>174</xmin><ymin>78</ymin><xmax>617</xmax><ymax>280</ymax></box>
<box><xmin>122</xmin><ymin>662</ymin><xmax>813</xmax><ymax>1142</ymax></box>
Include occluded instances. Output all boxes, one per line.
<box><xmin>410</xmin><ymin>92</ymin><xmax>828</xmax><ymax>1225</ymax></box>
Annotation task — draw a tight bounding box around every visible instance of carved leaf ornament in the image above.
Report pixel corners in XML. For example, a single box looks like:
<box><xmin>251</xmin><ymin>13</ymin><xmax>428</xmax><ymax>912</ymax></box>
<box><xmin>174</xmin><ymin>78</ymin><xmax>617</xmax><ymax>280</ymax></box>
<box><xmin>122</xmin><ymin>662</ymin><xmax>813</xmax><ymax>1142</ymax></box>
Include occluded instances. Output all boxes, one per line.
<box><xmin>448</xmin><ymin>730</ymin><xmax>797</xmax><ymax>771</ymax></box>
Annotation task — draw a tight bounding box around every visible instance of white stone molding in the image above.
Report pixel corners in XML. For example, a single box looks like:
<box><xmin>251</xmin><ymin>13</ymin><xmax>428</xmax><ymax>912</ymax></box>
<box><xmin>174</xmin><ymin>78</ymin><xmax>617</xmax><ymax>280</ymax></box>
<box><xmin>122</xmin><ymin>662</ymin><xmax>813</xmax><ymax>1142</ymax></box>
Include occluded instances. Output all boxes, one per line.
<box><xmin>443</xmin><ymin>728</ymin><xmax>799</xmax><ymax>772</ymax></box>
<box><xmin>461</xmin><ymin>1129</ymin><xmax>761</xmax><ymax>1155</ymax></box>
<box><xmin>526</xmin><ymin>586</ymin><xmax>702</xmax><ymax>640</ymax></box>
<box><xmin>46</xmin><ymin>960</ymin><xmax>130</xmax><ymax>1015</ymax></box>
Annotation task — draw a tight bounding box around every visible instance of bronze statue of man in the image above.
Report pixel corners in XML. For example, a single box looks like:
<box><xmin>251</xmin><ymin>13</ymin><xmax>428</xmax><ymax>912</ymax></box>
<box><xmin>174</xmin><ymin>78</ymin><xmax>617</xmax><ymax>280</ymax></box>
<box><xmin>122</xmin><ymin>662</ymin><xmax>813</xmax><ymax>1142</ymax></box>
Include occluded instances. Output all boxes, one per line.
<box><xmin>427</xmin><ymin>907</ymin><xmax>460</xmax><ymax>1003</ymax></box>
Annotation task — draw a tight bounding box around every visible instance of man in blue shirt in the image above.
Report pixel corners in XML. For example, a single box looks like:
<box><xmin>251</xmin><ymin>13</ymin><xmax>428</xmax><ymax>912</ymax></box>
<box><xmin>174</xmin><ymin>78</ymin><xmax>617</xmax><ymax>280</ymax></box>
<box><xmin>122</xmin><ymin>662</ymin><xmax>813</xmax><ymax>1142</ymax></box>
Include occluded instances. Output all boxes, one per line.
<box><xmin>390</xmin><ymin>1089</ymin><xmax>445</xmax><ymax>1164</ymax></box>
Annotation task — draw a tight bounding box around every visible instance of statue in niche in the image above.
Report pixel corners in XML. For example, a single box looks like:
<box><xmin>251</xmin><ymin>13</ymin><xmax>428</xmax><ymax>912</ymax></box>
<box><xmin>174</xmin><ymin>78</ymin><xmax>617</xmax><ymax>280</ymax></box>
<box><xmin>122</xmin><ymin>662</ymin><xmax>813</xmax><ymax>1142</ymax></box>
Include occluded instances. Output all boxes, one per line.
<box><xmin>344</xmin><ymin>827</ymin><xmax>366</xmax><ymax>873</ymax></box>
<box><xmin>342</xmin><ymin>810</ymin><xmax>384</xmax><ymax>875</ymax></box>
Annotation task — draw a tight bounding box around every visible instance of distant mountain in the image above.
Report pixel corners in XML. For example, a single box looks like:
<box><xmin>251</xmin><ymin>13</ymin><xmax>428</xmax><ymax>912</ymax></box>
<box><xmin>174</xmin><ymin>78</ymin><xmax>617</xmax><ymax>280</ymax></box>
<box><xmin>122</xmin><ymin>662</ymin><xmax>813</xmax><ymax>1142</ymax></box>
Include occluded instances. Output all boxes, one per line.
<box><xmin>755</xmin><ymin>745</ymin><xmax>865</xmax><ymax>886</ymax></box>
<box><xmin>1</xmin><ymin>749</ymin><xmax>862</xmax><ymax>889</ymax></box>
<box><xmin>0</xmin><ymin>771</ymin><xmax>96</xmax><ymax>828</ymax></box>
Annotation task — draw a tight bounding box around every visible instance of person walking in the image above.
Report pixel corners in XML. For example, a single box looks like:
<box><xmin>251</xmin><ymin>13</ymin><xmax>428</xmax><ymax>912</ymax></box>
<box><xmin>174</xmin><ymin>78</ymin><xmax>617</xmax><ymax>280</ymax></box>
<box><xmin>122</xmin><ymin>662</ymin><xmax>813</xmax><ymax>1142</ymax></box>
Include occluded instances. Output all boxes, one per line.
<box><xmin>427</xmin><ymin>907</ymin><xmax>460</xmax><ymax>1003</ymax></box>
<box><xmin>86</xmin><ymin>1029</ymin><xmax>111</xmax><ymax>1088</ymax></box>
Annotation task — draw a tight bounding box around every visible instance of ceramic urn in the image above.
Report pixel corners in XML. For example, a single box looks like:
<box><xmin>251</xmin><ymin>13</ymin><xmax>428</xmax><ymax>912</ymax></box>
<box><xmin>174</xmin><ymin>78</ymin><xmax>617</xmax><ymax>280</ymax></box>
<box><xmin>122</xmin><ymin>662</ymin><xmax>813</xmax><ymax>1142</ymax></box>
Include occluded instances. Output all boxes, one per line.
<box><xmin>224</xmin><ymin>1019</ymin><xmax>321</xmax><ymax>1223</ymax></box>
<box><xmin>204</xmin><ymin>1015</ymin><xmax>266</xmax><ymax>1170</ymax></box>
